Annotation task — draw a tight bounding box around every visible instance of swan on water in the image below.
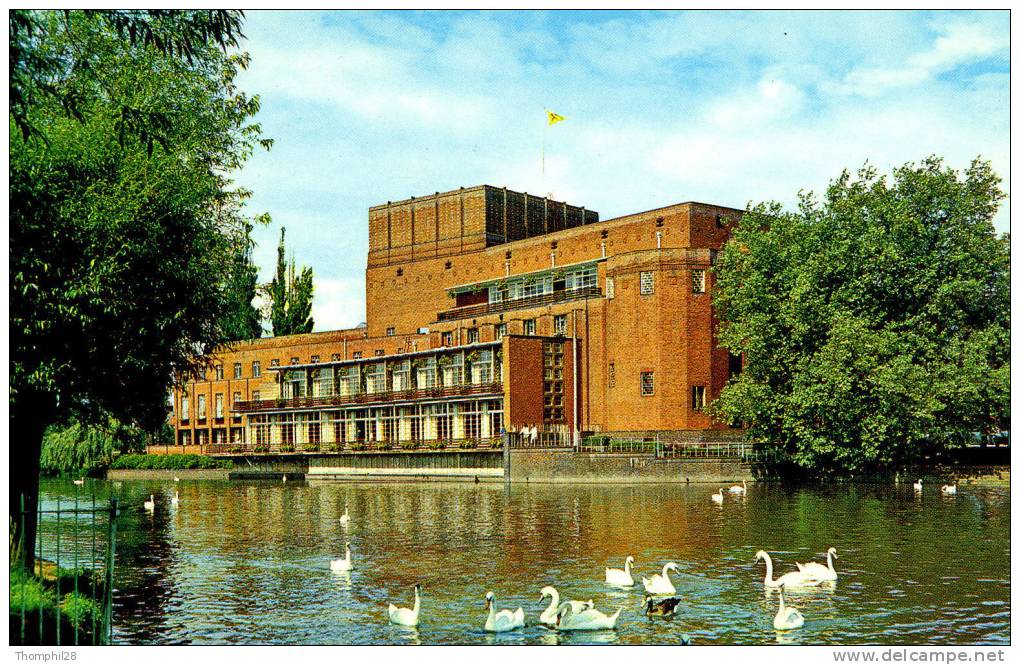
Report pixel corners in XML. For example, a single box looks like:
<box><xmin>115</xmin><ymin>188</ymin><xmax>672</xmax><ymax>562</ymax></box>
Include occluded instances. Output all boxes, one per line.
<box><xmin>484</xmin><ymin>591</ymin><xmax>525</xmax><ymax>632</ymax></box>
<box><xmin>555</xmin><ymin>603</ymin><xmax>623</xmax><ymax>631</ymax></box>
<box><xmin>388</xmin><ymin>585</ymin><xmax>421</xmax><ymax>626</ymax></box>
<box><xmin>173</xmin><ymin>476</ymin><xmax>180</xmax><ymax>483</ymax></box>
<box><xmin>339</xmin><ymin>505</ymin><xmax>351</xmax><ymax>526</ymax></box>
<box><xmin>331</xmin><ymin>543</ymin><xmax>353</xmax><ymax>572</ymax></box>
<box><xmin>796</xmin><ymin>547</ymin><xmax>838</xmax><ymax>582</ymax></box>
<box><xmin>755</xmin><ymin>551</ymin><xmax>821</xmax><ymax>589</ymax></box>
<box><xmin>913</xmin><ymin>478</ymin><xmax>923</xmax><ymax>492</ymax></box>
<box><xmin>73</xmin><ymin>478</ymin><xmax>85</xmax><ymax>486</ymax></box>
<box><xmin>644</xmin><ymin>595</ymin><xmax>681</xmax><ymax>617</ymax></box>
<box><xmin>171</xmin><ymin>490</ymin><xmax>180</xmax><ymax>506</ymax></box>
<box><xmin>143</xmin><ymin>495</ymin><xmax>155</xmax><ymax>512</ymax></box>
<box><xmin>728</xmin><ymin>480</ymin><xmax>747</xmax><ymax>494</ymax></box>
<box><xmin>282</xmin><ymin>474</ymin><xmax>288</xmax><ymax>483</ymax></box>
<box><xmin>605</xmin><ymin>555</ymin><xmax>635</xmax><ymax>587</ymax></box>
<box><xmin>539</xmin><ymin>586</ymin><xmax>593</xmax><ymax>626</ymax></box>
<box><xmin>773</xmin><ymin>583</ymin><xmax>805</xmax><ymax>630</ymax></box>
<box><xmin>642</xmin><ymin>562</ymin><xmax>680</xmax><ymax>595</ymax></box>
<box><xmin>711</xmin><ymin>488</ymin><xmax>724</xmax><ymax>504</ymax></box>
<box><xmin>941</xmin><ymin>483</ymin><xmax>957</xmax><ymax>495</ymax></box>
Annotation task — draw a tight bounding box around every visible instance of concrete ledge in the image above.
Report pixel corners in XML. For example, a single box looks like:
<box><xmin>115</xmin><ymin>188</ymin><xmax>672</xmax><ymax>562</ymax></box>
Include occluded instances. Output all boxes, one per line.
<box><xmin>508</xmin><ymin>449</ymin><xmax>752</xmax><ymax>484</ymax></box>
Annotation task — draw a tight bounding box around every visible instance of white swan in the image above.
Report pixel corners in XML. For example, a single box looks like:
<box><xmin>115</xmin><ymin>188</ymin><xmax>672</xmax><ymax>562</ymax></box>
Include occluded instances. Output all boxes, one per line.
<box><xmin>913</xmin><ymin>478</ymin><xmax>923</xmax><ymax>492</ymax></box>
<box><xmin>711</xmin><ymin>488</ymin><xmax>724</xmax><ymax>504</ymax></box>
<box><xmin>388</xmin><ymin>585</ymin><xmax>421</xmax><ymax>626</ymax></box>
<box><xmin>171</xmin><ymin>490</ymin><xmax>180</xmax><ymax>506</ymax></box>
<box><xmin>143</xmin><ymin>495</ymin><xmax>155</xmax><ymax>512</ymax></box>
<box><xmin>282</xmin><ymin>474</ymin><xmax>287</xmax><ymax>483</ymax></box>
<box><xmin>605</xmin><ymin>555</ymin><xmax>635</xmax><ymax>587</ymax></box>
<box><xmin>339</xmin><ymin>505</ymin><xmax>351</xmax><ymax>527</ymax></box>
<box><xmin>556</xmin><ymin>603</ymin><xmax>623</xmax><ymax>631</ymax></box>
<box><xmin>773</xmin><ymin>583</ymin><xmax>804</xmax><ymax>630</ymax></box>
<box><xmin>642</xmin><ymin>562</ymin><xmax>679</xmax><ymax>595</ymax></box>
<box><xmin>796</xmin><ymin>547</ymin><xmax>838</xmax><ymax>581</ymax></box>
<box><xmin>755</xmin><ymin>551</ymin><xmax>821</xmax><ymax>589</ymax></box>
<box><xmin>173</xmin><ymin>476</ymin><xmax>180</xmax><ymax>483</ymax></box>
<box><xmin>330</xmin><ymin>543</ymin><xmax>353</xmax><ymax>572</ymax></box>
<box><xmin>728</xmin><ymin>480</ymin><xmax>747</xmax><ymax>494</ymax></box>
<box><xmin>539</xmin><ymin>586</ymin><xmax>592</xmax><ymax>626</ymax></box>
<box><xmin>484</xmin><ymin>591</ymin><xmax>525</xmax><ymax>632</ymax></box>
<box><xmin>73</xmin><ymin>478</ymin><xmax>85</xmax><ymax>486</ymax></box>
<box><xmin>941</xmin><ymin>483</ymin><xmax>957</xmax><ymax>495</ymax></box>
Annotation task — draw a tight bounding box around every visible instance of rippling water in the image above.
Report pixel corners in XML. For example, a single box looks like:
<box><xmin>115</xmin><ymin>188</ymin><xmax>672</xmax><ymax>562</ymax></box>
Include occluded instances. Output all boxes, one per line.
<box><xmin>40</xmin><ymin>478</ymin><xmax>1009</xmax><ymax>645</ymax></box>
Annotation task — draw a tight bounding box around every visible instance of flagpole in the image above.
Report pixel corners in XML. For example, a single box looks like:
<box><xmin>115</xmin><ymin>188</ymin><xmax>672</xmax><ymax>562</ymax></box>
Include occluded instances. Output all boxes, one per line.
<box><xmin>541</xmin><ymin>110</ymin><xmax>547</xmax><ymax>195</ymax></box>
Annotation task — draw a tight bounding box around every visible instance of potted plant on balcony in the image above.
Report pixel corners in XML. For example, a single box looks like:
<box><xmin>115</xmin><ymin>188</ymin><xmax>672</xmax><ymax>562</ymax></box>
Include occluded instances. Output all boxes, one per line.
<box><xmin>350</xmin><ymin>442</ymin><xmax>366</xmax><ymax>452</ymax></box>
<box><xmin>400</xmin><ymin>440</ymin><xmax>418</xmax><ymax>451</ymax></box>
<box><xmin>427</xmin><ymin>439</ymin><xmax>446</xmax><ymax>451</ymax></box>
<box><xmin>460</xmin><ymin>438</ymin><xmax>478</xmax><ymax>450</ymax></box>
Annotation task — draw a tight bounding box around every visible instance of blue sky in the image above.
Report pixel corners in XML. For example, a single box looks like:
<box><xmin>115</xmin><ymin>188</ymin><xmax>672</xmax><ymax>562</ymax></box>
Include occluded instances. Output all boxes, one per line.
<box><xmin>233</xmin><ymin>10</ymin><xmax>1009</xmax><ymax>332</ymax></box>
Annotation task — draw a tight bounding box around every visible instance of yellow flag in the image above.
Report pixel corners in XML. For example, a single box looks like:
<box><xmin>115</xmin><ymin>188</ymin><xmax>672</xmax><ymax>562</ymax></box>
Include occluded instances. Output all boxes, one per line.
<box><xmin>546</xmin><ymin>110</ymin><xmax>566</xmax><ymax>126</ymax></box>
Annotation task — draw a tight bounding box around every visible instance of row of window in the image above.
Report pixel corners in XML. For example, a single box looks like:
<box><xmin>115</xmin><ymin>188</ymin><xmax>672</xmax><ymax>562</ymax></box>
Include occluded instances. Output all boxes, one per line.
<box><xmin>637</xmin><ymin>372</ymin><xmax>707</xmax><ymax>410</ymax></box>
<box><xmin>605</xmin><ymin>268</ymin><xmax>707</xmax><ymax>299</ymax></box>
<box><xmin>178</xmin><ymin>390</ymin><xmax>261</xmax><ymax>422</ymax></box>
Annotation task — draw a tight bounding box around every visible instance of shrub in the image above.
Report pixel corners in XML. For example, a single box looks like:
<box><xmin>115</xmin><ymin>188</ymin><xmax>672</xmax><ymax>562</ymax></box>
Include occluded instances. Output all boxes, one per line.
<box><xmin>400</xmin><ymin>441</ymin><xmax>418</xmax><ymax>450</ymax></box>
<box><xmin>60</xmin><ymin>592</ymin><xmax>102</xmax><ymax>630</ymax></box>
<box><xmin>427</xmin><ymin>440</ymin><xmax>446</xmax><ymax>450</ymax></box>
<box><xmin>349</xmin><ymin>443</ymin><xmax>366</xmax><ymax>451</ymax></box>
<box><xmin>460</xmin><ymin>439</ymin><xmax>478</xmax><ymax>449</ymax></box>
<box><xmin>109</xmin><ymin>454</ymin><xmax>230</xmax><ymax>470</ymax></box>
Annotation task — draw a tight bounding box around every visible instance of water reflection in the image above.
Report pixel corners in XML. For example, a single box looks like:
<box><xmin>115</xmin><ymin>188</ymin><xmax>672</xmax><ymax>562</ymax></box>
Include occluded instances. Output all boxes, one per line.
<box><xmin>38</xmin><ymin>478</ymin><xmax>1009</xmax><ymax>645</ymax></box>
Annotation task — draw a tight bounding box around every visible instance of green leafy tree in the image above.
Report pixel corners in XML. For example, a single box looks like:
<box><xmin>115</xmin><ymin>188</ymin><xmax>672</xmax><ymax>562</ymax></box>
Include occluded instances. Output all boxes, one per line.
<box><xmin>39</xmin><ymin>416</ymin><xmax>148</xmax><ymax>477</ymax></box>
<box><xmin>10</xmin><ymin>9</ymin><xmax>269</xmax><ymax>569</ymax></box>
<box><xmin>711</xmin><ymin>158</ymin><xmax>1010</xmax><ymax>475</ymax></box>
<box><xmin>220</xmin><ymin>219</ymin><xmax>267</xmax><ymax>341</ymax></box>
<box><xmin>267</xmin><ymin>228</ymin><xmax>315</xmax><ymax>336</ymax></box>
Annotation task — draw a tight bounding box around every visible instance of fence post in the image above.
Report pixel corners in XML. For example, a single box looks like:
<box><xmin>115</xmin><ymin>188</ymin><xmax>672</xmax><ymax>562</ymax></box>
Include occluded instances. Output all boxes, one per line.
<box><xmin>105</xmin><ymin>498</ymin><xmax>119</xmax><ymax>645</ymax></box>
<box><xmin>502</xmin><ymin>431</ymin><xmax>510</xmax><ymax>484</ymax></box>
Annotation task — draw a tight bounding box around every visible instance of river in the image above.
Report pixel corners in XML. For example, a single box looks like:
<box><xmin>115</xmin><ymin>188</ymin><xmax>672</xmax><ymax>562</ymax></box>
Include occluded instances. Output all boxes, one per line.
<box><xmin>40</xmin><ymin>478</ymin><xmax>1010</xmax><ymax>645</ymax></box>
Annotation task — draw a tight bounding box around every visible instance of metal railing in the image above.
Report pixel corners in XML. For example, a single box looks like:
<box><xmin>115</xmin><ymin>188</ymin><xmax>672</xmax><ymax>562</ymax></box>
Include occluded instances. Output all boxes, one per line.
<box><xmin>578</xmin><ymin>433</ymin><xmax>769</xmax><ymax>462</ymax></box>
<box><xmin>437</xmin><ymin>287</ymin><xmax>602</xmax><ymax>322</ymax></box>
<box><xmin>206</xmin><ymin>436</ymin><xmax>503</xmax><ymax>456</ymax></box>
<box><xmin>506</xmin><ymin>430</ymin><xmax>572</xmax><ymax>449</ymax></box>
<box><xmin>233</xmin><ymin>382</ymin><xmax>503</xmax><ymax>413</ymax></box>
<box><xmin>12</xmin><ymin>495</ymin><xmax>119</xmax><ymax>646</ymax></box>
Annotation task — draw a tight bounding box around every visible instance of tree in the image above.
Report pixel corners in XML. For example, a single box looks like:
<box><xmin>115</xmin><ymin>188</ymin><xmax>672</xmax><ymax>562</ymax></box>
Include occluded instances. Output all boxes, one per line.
<box><xmin>10</xmin><ymin>9</ymin><xmax>269</xmax><ymax>569</ymax></box>
<box><xmin>711</xmin><ymin>157</ymin><xmax>1010</xmax><ymax>475</ymax></box>
<box><xmin>267</xmin><ymin>228</ymin><xmax>315</xmax><ymax>336</ymax></box>
<box><xmin>220</xmin><ymin>219</ymin><xmax>267</xmax><ymax>341</ymax></box>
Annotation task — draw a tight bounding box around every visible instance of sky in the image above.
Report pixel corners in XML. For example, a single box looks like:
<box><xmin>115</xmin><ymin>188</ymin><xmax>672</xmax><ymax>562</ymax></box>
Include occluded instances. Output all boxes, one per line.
<box><xmin>232</xmin><ymin>9</ymin><xmax>1010</xmax><ymax>332</ymax></box>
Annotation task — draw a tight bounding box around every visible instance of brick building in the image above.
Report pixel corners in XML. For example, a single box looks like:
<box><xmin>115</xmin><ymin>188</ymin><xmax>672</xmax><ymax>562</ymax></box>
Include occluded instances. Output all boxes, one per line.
<box><xmin>172</xmin><ymin>185</ymin><xmax>742</xmax><ymax>452</ymax></box>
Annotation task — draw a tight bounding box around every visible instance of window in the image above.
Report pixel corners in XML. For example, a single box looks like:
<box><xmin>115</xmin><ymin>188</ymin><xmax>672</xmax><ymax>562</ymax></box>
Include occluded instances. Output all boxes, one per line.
<box><xmin>252</xmin><ymin>390</ymin><xmax>260</xmax><ymax>401</ymax></box>
<box><xmin>386</xmin><ymin>327</ymin><xmax>395</xmax><ymax>336</ymax></box>
<box><xmin>197</xmin><ymin>368</ymin><xmax>206</xmax><ymax>380</ymax></box>
<box><xmin>567</xmin><ymin>266</ymin><xmax>598</xmax><ymax>291</ymax></box>
<box><xmin>233</xmin><ymin>362</ymin><xmax>242</xmax><ymax>379</ymax></box>
<box><xmin>283</xmin><ymin>369</ymin><xmax>306</xmax><ymax>398</ymax></box>
<box><xmin>197</xmin><ymin>394</ymin><xmax>207</xmax><ymax>419</ymax></box>
<box><xmin>608</xmin><ymin>363</ymin><xmax>616</xmax><ymax>388</ymax></box>
<box><xmin>442</xmin><ymin>354</ymin><xmax>463</xmax><ymax>386</ymax></box>
<box><xmin>691</xmin><ymin>385</ymin><xmax>706</xmax><ymax>410</ymax></box>
<box><xmin>233</xmin><ymin>391</ymin><xmax>241</xmax><ymax>404</ymax></box>
<box><xmin>331</xmin><ymin>353</ymin><xmax>341</xmax><ymax>361</ymax></box>
<box><xmin>391</xmin><ymin>360</ymin><xmax>411</xmax><ymax>391</ymax></box>
<box><xmin>215</xmin><ymin>365</ymin><xmax>224</xmax><ymax>380</ymax></box>
<box><xmin>352</xmin><ymin>351</ymin><xmax>362</xmax><ymax>359</ymax></box>
<box><xmin>215</xmin><ymin>393</ymin><xmax>224</xmax><ymax>419</ymax></box>
<box><xmin>365</xmin><ymin>363</ymin><xmax>386</xmax><ymax>393</ymax></box>
<box><xmin>471</xmin><ymin>350</ymin><xmax>493</xmax><ymax>384</ymax></box>
<box><xmin>640</xmin><ymin>371</ymin><xmax>654</xmax><ymax>396</ymax></box>
<box><xmin>416</xmin><ymin>357</ymin><xmax>437</xmax><ymax>389</ymax></box>
<box><xmin>640</xmin><ymin>271</ymin><xmax>654</xmax><ymax>295</ymax></box>
<box><xmin>180</xmin><ymin>395</ymin><xmax>190</xmax><ymax>421</ymax></box>
<box><xmin>290</xmin><ymin>356</ymin><xmax>299</xmax><ymax>365</ymax></box>
<box><xmin>543</xmin><ymin>342</ymin><xmax>565</xmax><ymax>422</ymax></box>
<box><xmin>374</xmin><ymin>349</ymin><xmax>384</xmax><ymax>356</ymax></box>
<box><xmin>495</xmin><ymin>323</ymin><xmax>507</xmax><ymax>339</ymax></box>
<box><xmin>338</xmin><ymin>366</ymin><xmax>360</xmax><ymax>396</ymax></box>
<box><xmin>311</xmin><ymin>355</ymin><xmax>320</xmax><ymax>363</ymax></box>
<box><xmin>270</xmin><ymin>358</ymin><xmax>280</xmax><ymax>367</ymax></box>
<box><xmin>252</xmin><ymin>361</ymin><xmax>261</xmax><ymax>378</ymax></box>
<box><xmin>441</xmin><ymin>331</ymin><xmax>453</xmax><ymax>346</ymax></box>
<box><xmin>692</xmin><ymin>269</ymin><xmax>706</xmax><ymax>294</ymax></box>
<box><xmin>523</xmin><ymin>319</ymin><xmax>536</xmax><ymax>336</ymax></box>
<box><xmin>467</xmin><ymin>328</ymin><xmax>479</xmax><ymax>343</ymax></box>
<box><xmin>554</xmin><ymin>315</ymin><xmax>567</xmax><ymax>335</ymax></box>
<box><xmin>606</xmin><ymin>277</ymin><xmax>615</xmax><ymax>299</ymax></box>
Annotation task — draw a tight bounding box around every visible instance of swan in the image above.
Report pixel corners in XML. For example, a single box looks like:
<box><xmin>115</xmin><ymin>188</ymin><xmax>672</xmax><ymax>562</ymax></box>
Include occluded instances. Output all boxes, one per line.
<box><xmin>644</xmin><ymin>595</ymin><xmax>681</xmax><ymax>617</ymax></box>
<box><xmin>484</xmin><ymin>591</ymin><xmax>525</xmax><ymax>632</ymax></box>
<box><xmin>173</xmin><ymin>476</ymin><xmax>180</xmax><ymax>483</ymax></box>
<box><xmin>605</xmin><ymin>555</ymin><xmax>635</xmax><ymax>587</ymax></box>
<box><xmin>143</xmin><ymin>495</ymin><xmax>155</xmax><ymax>512</ymax></box>
<box><xmin>796</xmin><ymin>547</ymin><xmax>838</xmax><ymax>581</ymax></box>
<box><xmin>913</xmin><ymin>478</ymin><xmax>923</xmax><ymax>492</ymax></box>
<box><xmin>171</xmin><ymin>490</ymin><xmax>180</xmax><ymax>506</ymax></box>
<box><xmin>755</xmin><ymin>551</ymin><xmax>821</xmax><ymax>588</ymax></box>
<box><xmin>339</xmin><ymin>506</ymin><xmax>351</xmax><ymax>527</ymax></box>
<box><xmin>388</xmin><ymin>585</ymin><xmax>421</xmax><ymax>626</ymax></box>
<box><xmin>73</xmin><ymin>478</ymin><xmax>85</xmax><ymax>486</ymax></box>
<box><xmin>711</xmin><ymin>488</ymin><xmax>724</xmax><ymax>504</ymax></box>
<box><xmin>642</xmin><ymin>562</ymin><xmax>679</xmax><ymax>595</ymax></box>
<box><xmin>773</xmin><ymin>583</ymin><xmax>805</xmax><ymax>630</ymax></box>
<box><xmin>556</xmin><ymin>603</ymin><xmax>623</xmax><ymax>631</ymax></box>
<box><xmin>282</xmin><ymin>474</ymin><xmax>288</xmax><ymax>483</ymax></box>
<box><xmin>330</xmin><ymin>543</ymin><xmax>353</xmax><ymax>572</ymax></box>
<box><xmin>728</xmin><ymin>480</ymin><xmax>747</xmax><ymax>494</ymax></box>
<box><xmin>941</xmin><ymin>483</ymin><xmax>957</xmax><ymax>495</ymax></box>
<box><xmin>539</xmin><ymin>586</ymin><xmax>593</xmax><ymax>625</ymax></box>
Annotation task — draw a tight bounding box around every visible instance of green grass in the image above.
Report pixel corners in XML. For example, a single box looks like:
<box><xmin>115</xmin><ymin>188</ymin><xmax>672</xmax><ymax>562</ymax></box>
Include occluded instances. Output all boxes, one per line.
<box><xmin>109</xmin><ymin>453</ymin><xmax>231</xmax><ymax>470</ymax></box>
<box><xmin>10</xmin><ymin>566</ymin><xmax>105</xmax><ymax>644</ymax></box>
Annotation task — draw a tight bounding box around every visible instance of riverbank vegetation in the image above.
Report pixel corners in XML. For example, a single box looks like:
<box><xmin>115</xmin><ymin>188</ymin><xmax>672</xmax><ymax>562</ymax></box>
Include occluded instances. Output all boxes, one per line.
<box><xmin>712</xmin><ymin>158</ymin><xmax>1010</xmax><ymax>475</ymax></box>
<box><xmin>109</xmin><ymin>454</ymin><xmax>232</xmax><ymax>470</ymax></box>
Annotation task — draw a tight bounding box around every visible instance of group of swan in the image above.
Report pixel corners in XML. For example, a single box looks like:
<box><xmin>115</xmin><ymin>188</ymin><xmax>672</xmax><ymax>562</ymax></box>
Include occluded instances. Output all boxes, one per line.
<box><xmin>755</xmin><ymin>547</ymin><xmax>840</xmax><ymax>630</ymax></box>
<box><xmin>142</xmin><ymin>490</ymin><xmax>180</xmax><ymax>513</ymax></box>
<box><xmin>712</xmin><ymin>480</ymin><xmax>748</xmax><ymax>504</ymax></box>
<box><xmin>914</xmin><ymin>478</ymin><xmax>959</xmax><ymax>495</ymax></box>
<box><xmin>606</xmin><ymin>556</ymin><xmax>680</xmax><ymax>595</ymax></box>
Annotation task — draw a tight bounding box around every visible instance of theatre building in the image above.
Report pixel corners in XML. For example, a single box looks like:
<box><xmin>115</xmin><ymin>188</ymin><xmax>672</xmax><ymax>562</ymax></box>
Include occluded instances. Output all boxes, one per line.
<box><xmin>172</xmin><ymin>185</ymin><xmax>743</xmax><ymax>452</ymax></box>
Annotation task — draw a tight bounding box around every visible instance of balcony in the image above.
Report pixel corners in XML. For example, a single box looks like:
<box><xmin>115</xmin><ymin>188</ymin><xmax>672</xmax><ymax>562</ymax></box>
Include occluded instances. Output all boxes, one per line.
<box><xmin>232</xmin><ymin>381</ymin><xmax>504</xmax><ymax>413</ymax></box>
<box><xmin>436</xmin><ymin>286</ymin><xmax>602</xmax><ymax>322</ymax></box>
<box><xmin>205</xmin><ymin>436</ymin><xmax>503</xmax><ymax>456</ymax></box>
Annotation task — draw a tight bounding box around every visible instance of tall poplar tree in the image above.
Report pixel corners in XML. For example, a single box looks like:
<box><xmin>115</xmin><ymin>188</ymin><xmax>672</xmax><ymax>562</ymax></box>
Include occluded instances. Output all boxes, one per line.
<box><xmin>267</xmin><ymin>227</ymin><xmax>315</xmax><ymax>336</ymax></box>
